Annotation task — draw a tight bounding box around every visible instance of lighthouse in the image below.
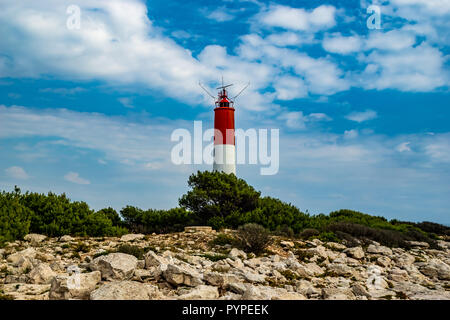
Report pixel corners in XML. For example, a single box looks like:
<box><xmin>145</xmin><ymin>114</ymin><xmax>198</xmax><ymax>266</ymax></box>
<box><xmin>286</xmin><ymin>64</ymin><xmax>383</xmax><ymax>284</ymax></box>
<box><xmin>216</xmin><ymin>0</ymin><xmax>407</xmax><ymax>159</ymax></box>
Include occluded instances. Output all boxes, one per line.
<box><xmin>213</xmin><ymin>83</ymin><xmax>236</xmax><ymax>175</ymax></box>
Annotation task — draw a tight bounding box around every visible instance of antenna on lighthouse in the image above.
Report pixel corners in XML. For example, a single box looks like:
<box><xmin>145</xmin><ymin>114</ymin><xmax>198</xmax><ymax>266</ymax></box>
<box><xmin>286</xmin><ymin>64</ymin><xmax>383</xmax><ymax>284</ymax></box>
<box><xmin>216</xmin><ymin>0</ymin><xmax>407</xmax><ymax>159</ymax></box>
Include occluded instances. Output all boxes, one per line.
<box><xmin>232</xmin><ymin>82</ymin><xmax>250</xmax><ymax>100</ymax></box>
<box><xmin>198</xmin><ymin>81</ymin><xmax>216</xmax><ymax>101</ymax></box>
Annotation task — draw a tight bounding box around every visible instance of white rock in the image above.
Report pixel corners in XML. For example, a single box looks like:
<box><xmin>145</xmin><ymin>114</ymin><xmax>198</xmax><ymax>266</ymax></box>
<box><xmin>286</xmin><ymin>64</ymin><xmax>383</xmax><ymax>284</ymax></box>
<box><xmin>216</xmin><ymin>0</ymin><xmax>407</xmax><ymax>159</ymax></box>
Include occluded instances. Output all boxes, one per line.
<box><xmin>120</xmin><ymin>234</ymin><xmax>145</xmax><ymax>242</ymax></box>
<box><xmin>163</xmin><ymin>263</ymin><xmax>203</xmax><ymax>287</ymax></box>
<box><xmin>144</xmin><ymin>250</ymin><xmax>170</xmax><ymax>270</ymax></box>
<box><xmin>7</xmin><ymin>248</ymin><xmax>36</xmax><ymax>265</ymax></box>
<box><xmin>178</xmin><ymin>285</ymin><xmax>219</xmax><ymax>300</ymax></box>
<box><xmin>344</xmin><ymin>247</ymin><xmax>365</xmax><ymax>259</ymax></box>
<box><xmin>327</xmin><ymin>263</ymin><xmax>354</xmax><ymax>277</ymax></box>
<box><xmin>203</xmin><ymin>272</ymin><xmax>240</xmax><ymax>288</ymax></box>
<box><xmin>27</xmin><ymin>263</ymin><xmax>56</xmax><ymax>284</ymax></box>
<box><xmin>24</xmin><ymin>234</ymin><xmax>47</xmax><ymax>245</ymax></box>
<box><xmin>228</xmin><ymin>248</ymin><xmax>247</xmax><ymax>260</ymax></box>
<box><xmin>367</xmin><ymin>244</ymin><xmax>392</xmax><ymax>255</ymax></box>
<box><xmin>90</xmin><ymin>281</ymin><xmax>162</xmax><ymax>300</ymax></box>
<box><xmin>59</xmin><ymin>235</ymin><xmax>74</xmax><ymax>242</ymax></box>
<box><xmin>92</xmin><ymin>253</ymin><xmax>138</xmax><ymax>280</ymax></box>
<box><xmin>49</xmin><ymin>271</ymin><xmax>101</xmax><ymax>300</ymax></box>
<box><xmin>419</xmin><ymin>259</ymin><xmax>450</xmax><ymax>280</ymax></box>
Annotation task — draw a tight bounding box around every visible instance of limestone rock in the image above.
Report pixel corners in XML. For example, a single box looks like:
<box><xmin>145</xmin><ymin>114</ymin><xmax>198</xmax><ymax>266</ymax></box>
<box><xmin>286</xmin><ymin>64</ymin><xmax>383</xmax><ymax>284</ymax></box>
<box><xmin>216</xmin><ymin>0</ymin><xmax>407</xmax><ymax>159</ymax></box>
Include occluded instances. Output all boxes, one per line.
<box><xmin>90</xmin><ymin>281</ymin><xmax>161</xmax><ymax>300</ymax></box>
<box><xmin>27</xmin><ymin>263</ymin><xmax>56</xmax><ymax>284</ymax></box>
<box><xmin>7</xmin><ymin>248</ymin><xmax>36</xmax><ymax>266</ymax></box>
<box><xmin>120</xmin><ymin>234</ymin><xmax>145</xmax><ymax>242</ymax></box>
<box><xmin>92</xmin><ymin>253</ymin><xmax>138</xmax><ymax>280</ymax></box>
<box><xmin>228</xmin><ymin>248</ymin><xmax>247</xmax><ymax>260</ymax></box>
<box><xmin>419</xmin><ymin>259</ymin><xmax>450</xmax><ymax>280</ymax></box>
<box><xmin>344</xmin><ymin>247</ymin><xmax>364</xmax><ymax>259</ymax></box>
<box><xmin>178</xmin><ymin>285</ymin><xmax>219</xmax><ymax>300</ymax></box>
<box><xmin>144</xmin><ymin>250</ymin><xmax>170</xmax><ymax>270</ymax></box>
<box><xmin>367</xmin><ymin>244</ymin><xmax>392</xmax><ymax>255</ymax></box>
<box><xmin>242</xmin><ymin>286</ymin><xmax>306</xmax><ymax>300</ymax></box>
<box><xmin>24</xmin><ymin>234</ymin><xmax>47</xmax><ymax>245</ymax></box>
<box><xmin>49</xmin><ymin>271</ymin><xmax>101</xmax><ymax>300</ymax></box>
<box><xmin>327</xmin><ymin>263</ymin><xmax>354</xmax><ymax>277</ymax></box>
<box><xmin>163</xmin><ymin>263</ymin><xmax>203</xmax><ymax>287</ymax></box>
<box><xmin>59</xmin><ymin>235</ymin><xmax>75</xmax><ymax>242</ymax></box>
<box><xmin>204</xmin><ymin>272</ymin><xmax>240</xmax><ymax>288</ymax></box>
<box><xmin>322</xmin><ymin>287</ymin><xmax>355</xmax><ymax>300</ymax></box>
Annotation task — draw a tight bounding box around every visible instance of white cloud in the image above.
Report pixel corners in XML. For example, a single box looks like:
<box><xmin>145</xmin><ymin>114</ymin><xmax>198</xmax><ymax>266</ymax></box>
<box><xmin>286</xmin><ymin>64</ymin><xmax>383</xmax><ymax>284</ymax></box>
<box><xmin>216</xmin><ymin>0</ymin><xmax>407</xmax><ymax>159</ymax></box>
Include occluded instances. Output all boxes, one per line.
<box><xmin>360</xmin><ymin>43</ymin><xmax>448</xmax><ymax>91</ymax></box>
<box><xmin>273</xmin><ymin>76</ymin><xmax>308</xmax><ymax>100</ymax></box>
<box><xmin>118</xmin><ymin>97</ymin><xmax>134</xmax><ymax>109</ymax></box>
<box><xmin>259</xmin><ymin>5</ymin><xmax>336</xmax><ymax>31</ymax></box>
<box><xmin>345</xmin><ymin>109</ymin><xmax>377</xmax><ymax>123</ymax></box>
<box><xmin>365</xmin><ymin>30</ymin><xmax>416</xmax><ymax>51</ymax></box>
<box><xmin>64</xmin><ymin>172</ymin><xmax>90</xmax><ymax>185</ymax></box>
<box><xmin>396</xmin><ymin>142</ymin><xmax>411</xmax><ymax>152</ymax></box>
<box><xmin>344</xmin><ymin>129</ymin><xmax>358</xmax><ymax>139</ymax></box>
<box><xmin>40</xmin><ymin>87</ymin><xmax>87</xmax><ymax>95</ymax></box>
<box><xmin>206</xmin><ymin>7</ymin><xmax>235</xmax><ymax>22</ymax></box>
<box><xmin>323</xmin><ymin>34</ymin><xmax>362</xmax><ymax>54</ymax></box>
<box><xmin>5</xmin><ymin>166</ymin><xmax>29</xmax><ymax>180</ymax></box>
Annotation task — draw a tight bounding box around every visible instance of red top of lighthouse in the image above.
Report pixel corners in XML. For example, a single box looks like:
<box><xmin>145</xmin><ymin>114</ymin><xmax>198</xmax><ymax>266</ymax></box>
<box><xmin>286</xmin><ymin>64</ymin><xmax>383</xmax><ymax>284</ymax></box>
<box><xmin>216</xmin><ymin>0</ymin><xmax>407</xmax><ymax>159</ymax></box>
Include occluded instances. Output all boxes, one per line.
<box><xmin>215</xmin><ymin>83</ymin><xmax>234</xmax><ymax>109</ymax></box>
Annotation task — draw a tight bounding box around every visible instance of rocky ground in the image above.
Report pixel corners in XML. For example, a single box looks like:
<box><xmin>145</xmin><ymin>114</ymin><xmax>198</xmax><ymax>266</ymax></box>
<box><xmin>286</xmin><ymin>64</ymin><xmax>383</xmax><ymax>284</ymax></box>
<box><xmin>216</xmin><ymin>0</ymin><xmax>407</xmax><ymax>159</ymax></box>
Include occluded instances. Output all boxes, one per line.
<box><xmin>1</xmin><ymin>228</ymin><xmax>449</xmax><ymax>300</ymax></box>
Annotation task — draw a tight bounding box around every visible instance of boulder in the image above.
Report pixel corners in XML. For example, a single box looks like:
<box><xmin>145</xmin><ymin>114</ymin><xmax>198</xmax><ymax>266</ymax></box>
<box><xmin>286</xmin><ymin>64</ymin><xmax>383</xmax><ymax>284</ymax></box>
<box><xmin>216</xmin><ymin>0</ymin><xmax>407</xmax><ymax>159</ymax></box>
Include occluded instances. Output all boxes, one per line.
<box><xmin>322</xmin><ymin>287</ymin><xmax>355</xmax><ymax>300</ymax></box>
<box><xmin>163</xmin><ymin>263</ymin><xmax>203</xmax><ymax>287</ymax></box>
<box><xmin>90</xmin><ymin>281</ymin><xmax>162</xmax><ymax>300</ymax></box>
<box><xmin>327</xmin><ymin>263</ymin><xmax>354</xmax><ymax>277</ymax></box>
<box><xmin>7</xmin><ymin>248</ymin><xmax>36</xmax><ymax>266</ymax></box>
<box><xmin>59</xmin><ymin>235</ymin><xmax>75</xmax><ymax>242</ymax></box>
<box><xmin>92</xmin><ymin>253</ymin><xmax>138</xmax><ymax>280</ymax></box>
<box><xmin>24</xmin><ymin>234</ymin><xmax>47</xmax><ymax>245</ymax></box>
<box><xmin>241</xmin><ymin>286</ymin><xmax>306</xmax><ymax>300</ymax></box>
<box><xmin>2</xmin><ymin>283</ymin><xmax>51</xmax><ymax>300</ymax></box>
<box><xmin>178</xmin><ymin>285</ymin><xmax>219</xmax><ymax>300</ymax></box>
<box><xmin>367</xmin><ymin>244</ymin><xmax>392</xmax><ymax>255</ymax></box>
<box><xmin>120</xmin><ymin>234</ymin><xmax>145</xmax><ymax>242</ymax></box>
<box><xmin>419</xmin><ymin>259</ymin><xmax>450</xmax><ymax>280</ymax></box>
<box><xmin>228</xmin><ymin>248</ymin><xmax>247</xmax><ymax>260</ymax></box>
<box><xmin>351</xmin><ymin>284</ymin><xmax>370</xmax><ymax>298</ymax></box>
<box><xmin>344</xmin><ymin>247</ymin><xmax>364</xmax><ymax>259</ymax></box>
<box><xmin>27</xmin><ymin>263</ymin><xmax>56</xmax><ymax>284</ymax></box>
<box><xmin>144</xmin><ymin>250</ymin><xmax>170</xmax><ymax>270</ymax></box>
<box><xmin>203</xmin><ymin>272</ymin><xmax>240</xmax><ymax>288</ymax></box>
<box><xmin>49</xmin><ymin>271</ymin><xmax>101</xmax><ymax>300</ymax></box>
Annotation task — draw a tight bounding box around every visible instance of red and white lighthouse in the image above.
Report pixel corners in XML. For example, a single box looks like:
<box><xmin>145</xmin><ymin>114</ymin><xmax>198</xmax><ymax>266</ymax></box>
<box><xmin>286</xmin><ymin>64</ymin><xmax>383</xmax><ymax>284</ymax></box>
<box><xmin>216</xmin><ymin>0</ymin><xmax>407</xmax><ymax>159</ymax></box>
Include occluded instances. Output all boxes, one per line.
<box><xmin>213</xmin><ymin>83</ymin><xmax>236</xmax><ymax>175</ymax></box>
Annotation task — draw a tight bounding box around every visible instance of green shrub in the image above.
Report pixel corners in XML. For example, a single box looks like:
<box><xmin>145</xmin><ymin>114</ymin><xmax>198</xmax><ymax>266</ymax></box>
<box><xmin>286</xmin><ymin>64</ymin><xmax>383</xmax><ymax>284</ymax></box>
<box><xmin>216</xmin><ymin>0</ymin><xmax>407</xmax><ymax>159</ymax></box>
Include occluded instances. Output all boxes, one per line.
<box><xmin>179</xmin><ymin>171</ymin><xmax>260</xmax><ymax>225</ymax></box>
<box><xmin>319</xmin><ymin>232</ymin><xmax>340</xmax><ymax>243</ymax></box>
<box><xmin>121</xmin><ymin>206</ymin><xmax>194</xmax><ymax>234</ymax></box>
<box><xmin>73</xmin><ymin>242</ymin><xmax>90</xmax><ymax>253</ymax></box>
<box><xmin>0</xmin><ymin>188</ymin><xmax>32</xmax><ymax>243</ymax></box>
<box><xmin>273</xmin><ymin>225</ymin><xmax>295</xmax><ymax>238</ymax></box>
<box><xmin>299</xmin><ymin>228</ymin><xmax>320</xmax><ymax>239</ymax></box>
<box><xmin>235</xmin><ymin>223</ymin><xmax>271</xmax><ymax>254</ymax></box>
<box><xmin>209</xmin><ymin>233</ymin><xmax>235</xmax><ymax>246</ymax></box>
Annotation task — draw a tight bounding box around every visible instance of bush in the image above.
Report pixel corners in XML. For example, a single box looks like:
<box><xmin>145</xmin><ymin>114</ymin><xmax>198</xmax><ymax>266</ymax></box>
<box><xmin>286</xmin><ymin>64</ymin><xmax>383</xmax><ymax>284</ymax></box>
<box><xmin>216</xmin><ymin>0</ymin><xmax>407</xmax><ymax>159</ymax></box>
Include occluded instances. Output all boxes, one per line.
<box><xmin>117</xmin><ymin>244</ymin><xmax>145</xmax><ymax>259</ymax></box>
<box><xmin>209</xmin><ymin>233</ymin><xmax>235</xmax><ymax>246</ymax></box>
<box><xmin>319</xmin><ymin>232</ymin><xmax>340</xmax><ymax>243</ymax></box>
<box><xmin>235</xmin><ymin>223</ymin><xmax>271</xmax><ymax>254</ymax></box>
<box><xmin>299</xmin><ymin>228</ymin><xmax>320</xmax><ymax>239</ymax></box>
<box><xmin>0</xmin><ymin>188</ymin><xmax>32</xmax><ymax>243</ymax></box>
<box><xmin>179</xmin><ymin>171</ymin><xmax>260</xmax><ymax>224</ymax></box>
<box><xmin>327</xmin><ymin>222</ymin><xmax>411</xmax><ymax>248</ymax></box>
<box><xmin>121</xmin><ymin>206</ymin><xmax>194</xmax><ymax>234</ymax></box>
<box><xmin>273</xmin><ymin>225</ymin><xmax>295</xmax><ymax>238</ymax></box>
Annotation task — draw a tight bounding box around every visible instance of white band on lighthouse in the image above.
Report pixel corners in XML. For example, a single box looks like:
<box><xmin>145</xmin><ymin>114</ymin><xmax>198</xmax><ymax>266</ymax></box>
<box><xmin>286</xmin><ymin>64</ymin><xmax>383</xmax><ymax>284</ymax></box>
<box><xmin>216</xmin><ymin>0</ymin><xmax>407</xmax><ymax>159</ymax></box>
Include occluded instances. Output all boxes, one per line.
<box><xmin>213</xmin><ymin>144</ymin><xmax>236</xmax><ymax>175</ymax></box>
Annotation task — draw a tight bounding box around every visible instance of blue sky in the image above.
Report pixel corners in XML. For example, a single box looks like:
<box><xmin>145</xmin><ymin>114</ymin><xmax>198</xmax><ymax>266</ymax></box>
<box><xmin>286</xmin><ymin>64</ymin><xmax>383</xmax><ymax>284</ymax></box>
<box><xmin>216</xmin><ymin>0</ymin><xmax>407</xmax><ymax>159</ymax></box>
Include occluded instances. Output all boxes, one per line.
<box><xmin>0</xmin><ymin>0</ymin><xmax>449</xmax><ymax>224</ymax></box>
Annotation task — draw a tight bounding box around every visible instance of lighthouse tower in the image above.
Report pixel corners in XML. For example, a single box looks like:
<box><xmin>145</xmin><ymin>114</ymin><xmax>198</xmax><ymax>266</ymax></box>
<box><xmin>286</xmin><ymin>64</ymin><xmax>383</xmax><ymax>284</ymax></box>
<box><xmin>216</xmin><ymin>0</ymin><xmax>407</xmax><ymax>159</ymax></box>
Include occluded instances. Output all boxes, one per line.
<box><xmin>213</xmin><ymin>83</ymin><xmax>236</xmax><ymax>175</ymax></box>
